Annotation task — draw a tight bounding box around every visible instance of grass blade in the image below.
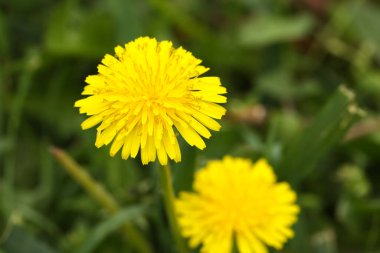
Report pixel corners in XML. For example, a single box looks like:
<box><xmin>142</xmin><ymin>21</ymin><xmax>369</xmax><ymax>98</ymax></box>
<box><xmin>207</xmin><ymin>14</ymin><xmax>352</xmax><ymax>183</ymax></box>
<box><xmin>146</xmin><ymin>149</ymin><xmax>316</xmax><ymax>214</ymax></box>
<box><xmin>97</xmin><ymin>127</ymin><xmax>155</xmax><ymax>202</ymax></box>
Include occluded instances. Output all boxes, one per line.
<box><xmin>78</xmin><ymin>206</ymin><xmax>147</xmax><ymax>253</ymax></box>
<box><xmin>279</xmin><ymin>86</ymin><xmax>364</xmax><ymax>184</ymax></box>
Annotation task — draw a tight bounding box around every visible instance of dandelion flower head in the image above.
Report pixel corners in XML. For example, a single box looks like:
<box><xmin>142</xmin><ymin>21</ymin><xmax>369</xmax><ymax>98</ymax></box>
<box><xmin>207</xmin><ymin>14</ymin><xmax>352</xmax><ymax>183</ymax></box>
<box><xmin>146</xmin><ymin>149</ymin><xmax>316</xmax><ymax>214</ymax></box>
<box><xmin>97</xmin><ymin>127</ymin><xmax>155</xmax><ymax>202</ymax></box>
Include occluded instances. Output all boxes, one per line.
<box><xmin>176</xmin><ymin>156</ymin><xmax>300</xmax><ymax>253</ymax></box>
<box><xmin>75</xmin><ymin>37</ymin><xmax>227</xmax><ymax>165</ymax></box>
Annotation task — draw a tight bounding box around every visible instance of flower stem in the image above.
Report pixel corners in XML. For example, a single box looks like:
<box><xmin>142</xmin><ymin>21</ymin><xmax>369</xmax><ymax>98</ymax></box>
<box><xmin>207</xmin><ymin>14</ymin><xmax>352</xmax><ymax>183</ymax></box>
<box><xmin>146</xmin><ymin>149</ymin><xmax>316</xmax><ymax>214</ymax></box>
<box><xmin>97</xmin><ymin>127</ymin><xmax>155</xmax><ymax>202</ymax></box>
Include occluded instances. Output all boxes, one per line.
<box><xmin>50</xmin><ymin>147</ymin><xmax>153</xmax><ymax>253</ymax></box>
<box><xmin>158</xmin><ymin>164</ymin><xmax>189</xmax><ymax>253</ymax></box>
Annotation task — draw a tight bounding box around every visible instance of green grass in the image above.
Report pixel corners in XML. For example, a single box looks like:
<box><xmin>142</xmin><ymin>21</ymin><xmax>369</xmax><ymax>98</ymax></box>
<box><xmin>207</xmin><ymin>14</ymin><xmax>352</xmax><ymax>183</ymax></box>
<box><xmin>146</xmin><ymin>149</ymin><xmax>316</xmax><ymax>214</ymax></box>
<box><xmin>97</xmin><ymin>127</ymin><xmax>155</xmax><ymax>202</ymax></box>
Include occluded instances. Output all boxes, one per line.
<box><xmin>1</xmin><ymin>0</ymin><xmax>380</xmax><ymax>252</ymax></box>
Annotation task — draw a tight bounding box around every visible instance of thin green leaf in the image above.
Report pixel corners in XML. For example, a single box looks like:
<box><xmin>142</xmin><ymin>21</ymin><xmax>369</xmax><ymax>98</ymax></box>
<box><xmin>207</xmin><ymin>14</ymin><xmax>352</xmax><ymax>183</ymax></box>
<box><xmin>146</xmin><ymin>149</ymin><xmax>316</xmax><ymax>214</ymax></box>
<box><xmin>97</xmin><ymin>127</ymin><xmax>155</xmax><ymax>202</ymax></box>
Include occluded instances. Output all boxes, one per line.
<box><xmin>239</xmin><ymin>14</ymin><xmax>315</xmax><ymax>47</ymax></box>
<box><xmin>2</xmin><ymin>226</ymin><xmax>57</xmax><ymax>253</ymax></box>
<box><xmin>279</xmin><ymin>86</ymin><xmax>364</xmax><ymax>184</ymax></box>
<box><xmin>78</xmin><ymin>206</ymin><xmax>147</xmax><ymax>253</ymax></box>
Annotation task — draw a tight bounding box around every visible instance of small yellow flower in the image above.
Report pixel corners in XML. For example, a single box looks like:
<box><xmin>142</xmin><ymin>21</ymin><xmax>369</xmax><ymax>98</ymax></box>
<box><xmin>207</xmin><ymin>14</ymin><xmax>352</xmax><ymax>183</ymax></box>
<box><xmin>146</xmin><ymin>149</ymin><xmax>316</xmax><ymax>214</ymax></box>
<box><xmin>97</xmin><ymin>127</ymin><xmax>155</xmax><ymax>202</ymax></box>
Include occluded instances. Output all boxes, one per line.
<box><xmin>176</xmin><ymin>156</ymin><xmax>300</xmax><ymax>253</ymax></box>
<box><xmin>75</xmin><ymin>37</ymin><xmax>227</xmax><ymax>165</ymax></box>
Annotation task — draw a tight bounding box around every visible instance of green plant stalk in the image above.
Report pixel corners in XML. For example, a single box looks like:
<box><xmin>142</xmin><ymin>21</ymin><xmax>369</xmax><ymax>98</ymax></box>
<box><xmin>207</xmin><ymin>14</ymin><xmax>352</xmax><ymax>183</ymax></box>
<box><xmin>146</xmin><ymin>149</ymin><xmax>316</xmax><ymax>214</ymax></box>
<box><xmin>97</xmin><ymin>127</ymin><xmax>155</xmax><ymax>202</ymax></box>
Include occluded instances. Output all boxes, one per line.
<box><xmin>50</xmin><ymin>147</ymin><xmax>152</xmax><ymax>253</ymax></box>
<box><xmin>158</xmin><ymin>164</ymin><xmax>189</xmax><ymax>253</ymax></box>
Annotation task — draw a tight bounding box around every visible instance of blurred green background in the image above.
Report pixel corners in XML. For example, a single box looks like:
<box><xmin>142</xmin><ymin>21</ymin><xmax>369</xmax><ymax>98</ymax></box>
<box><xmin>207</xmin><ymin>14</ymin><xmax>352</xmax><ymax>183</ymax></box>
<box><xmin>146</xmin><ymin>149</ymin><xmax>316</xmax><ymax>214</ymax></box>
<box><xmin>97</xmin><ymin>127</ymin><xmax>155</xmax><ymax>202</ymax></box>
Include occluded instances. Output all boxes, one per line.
<box><xmin>1</xmin><ymin>0</ymin><xmax>380</xmax><ymax>252</ymax></box>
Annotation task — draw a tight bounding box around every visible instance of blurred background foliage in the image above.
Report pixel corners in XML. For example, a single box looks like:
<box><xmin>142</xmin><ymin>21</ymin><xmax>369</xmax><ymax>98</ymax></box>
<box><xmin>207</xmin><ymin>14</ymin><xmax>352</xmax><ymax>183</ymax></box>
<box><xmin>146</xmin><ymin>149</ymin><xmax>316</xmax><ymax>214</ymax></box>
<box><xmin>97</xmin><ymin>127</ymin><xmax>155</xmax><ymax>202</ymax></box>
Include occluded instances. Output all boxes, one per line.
<box><xmin>1</xmin><ymin>0</ymin><xmax>380</xmax><ymax>252</ymax></box>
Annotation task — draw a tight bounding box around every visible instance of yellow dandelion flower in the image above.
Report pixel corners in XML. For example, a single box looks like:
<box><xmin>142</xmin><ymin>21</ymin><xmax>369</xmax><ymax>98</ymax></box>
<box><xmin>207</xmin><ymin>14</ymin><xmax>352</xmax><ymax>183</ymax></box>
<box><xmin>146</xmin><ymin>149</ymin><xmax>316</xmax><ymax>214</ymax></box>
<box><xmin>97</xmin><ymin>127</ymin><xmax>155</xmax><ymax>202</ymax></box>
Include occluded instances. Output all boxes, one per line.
<box><xmin>74</xmin><ymin>37</ymin><xmax>227</xmax><ymax>165</ymax></box>
<box><xmin>175</xmin><ymin>156</ymin><xmax>300</xmax><ymax>253</ymax></box>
